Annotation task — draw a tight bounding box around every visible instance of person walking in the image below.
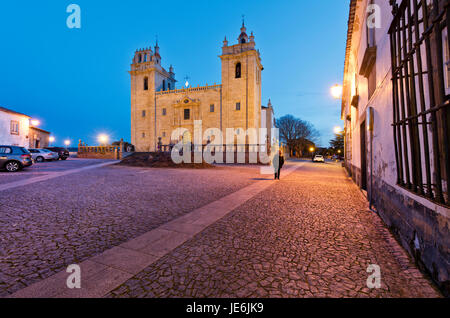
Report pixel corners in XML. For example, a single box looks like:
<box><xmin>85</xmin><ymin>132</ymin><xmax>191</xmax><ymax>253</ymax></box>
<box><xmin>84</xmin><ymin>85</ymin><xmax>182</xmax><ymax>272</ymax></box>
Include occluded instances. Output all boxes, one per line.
<box><xmin>274</xmin><ymin>150</ymin><xmax>285</xmax><ymax>180</ymax></box>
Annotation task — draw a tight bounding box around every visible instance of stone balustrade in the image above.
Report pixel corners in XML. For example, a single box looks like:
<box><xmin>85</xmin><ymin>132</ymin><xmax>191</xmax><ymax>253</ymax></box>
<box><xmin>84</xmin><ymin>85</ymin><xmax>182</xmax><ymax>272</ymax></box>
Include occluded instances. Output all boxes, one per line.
<box><xmin>156</xmin><ymin>84</ymin><xmax>222</xmax><ymax>96</ymax></box>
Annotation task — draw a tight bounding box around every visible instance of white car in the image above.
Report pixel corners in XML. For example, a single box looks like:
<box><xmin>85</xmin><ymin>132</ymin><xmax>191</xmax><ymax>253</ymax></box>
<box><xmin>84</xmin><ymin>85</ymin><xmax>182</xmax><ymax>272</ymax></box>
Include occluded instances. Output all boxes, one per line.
<box><xmin>313</xmin><ymin>155</ymin><xmax>325</xmax><ymax>163</ymax></box>
<box><xmin>28</xmin><ymin>148</ymin><xmax>59</xmax><ymax>162</ymax></box>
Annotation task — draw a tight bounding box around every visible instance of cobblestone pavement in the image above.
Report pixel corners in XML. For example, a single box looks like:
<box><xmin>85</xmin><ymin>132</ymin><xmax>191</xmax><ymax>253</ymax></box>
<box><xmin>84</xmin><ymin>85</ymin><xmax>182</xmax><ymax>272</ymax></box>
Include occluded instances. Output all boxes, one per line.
<box><xmin>0</xmin><ymin>164</ymin><xmax>260</xmax><ymax>296</ymax></box>
<box><xmin>108</xmin><ymin>161</ymin><xmax>441</xmax><ymax>298</ymax></box>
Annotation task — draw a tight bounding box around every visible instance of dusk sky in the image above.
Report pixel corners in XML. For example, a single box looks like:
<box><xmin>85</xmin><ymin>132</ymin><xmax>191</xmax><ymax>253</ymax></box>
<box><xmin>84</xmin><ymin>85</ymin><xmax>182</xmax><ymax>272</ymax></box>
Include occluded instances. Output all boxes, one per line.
<box><xmin>0</xmin><ymin>0</ymin><xmax>349</xmax><ymax>147</ymax></box>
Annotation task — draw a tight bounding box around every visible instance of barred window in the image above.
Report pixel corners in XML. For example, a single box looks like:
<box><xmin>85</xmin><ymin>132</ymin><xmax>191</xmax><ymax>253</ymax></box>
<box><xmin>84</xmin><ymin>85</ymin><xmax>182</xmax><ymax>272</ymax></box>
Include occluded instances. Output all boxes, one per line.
<box><xmin>236</xmin><ymin>102</ymin><xmax>241</xmax><ymax>111</ymax></box>
<box><xmin>144</xmin><ymin>77</ymin><xmax>148</xmax><ymax>90</ymax></box>
<box><xmin>389</xmin><ymin>0</ymin><xmax>449</xmax><ymax>205</ymax></box>
<box><xmin>210</xmin><ymin>104</ymin><xmax>214</xmax><ymax>112</ymax></box>
<box><xmin>162</xmin><ymin>108</ymin><xmax>166</xmax><ymax>116</ymax></box>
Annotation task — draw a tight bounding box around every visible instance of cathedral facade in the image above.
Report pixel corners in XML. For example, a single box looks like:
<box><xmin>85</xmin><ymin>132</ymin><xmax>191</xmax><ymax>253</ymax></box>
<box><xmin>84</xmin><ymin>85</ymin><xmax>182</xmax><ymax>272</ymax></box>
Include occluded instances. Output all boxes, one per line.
<box><xmin>130</xmin><ymin>23</ymin><xmax>274</xmax><ymax>152</ymax></box>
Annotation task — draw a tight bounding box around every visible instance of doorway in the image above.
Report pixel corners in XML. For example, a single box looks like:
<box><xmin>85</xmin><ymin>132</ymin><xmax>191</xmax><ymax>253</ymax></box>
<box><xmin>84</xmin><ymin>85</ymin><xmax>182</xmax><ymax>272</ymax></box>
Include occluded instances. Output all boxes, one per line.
<box><xmin>360</xmin><ymin>121</ymin><xmax>367</xmax><ymax>190</ymax></box>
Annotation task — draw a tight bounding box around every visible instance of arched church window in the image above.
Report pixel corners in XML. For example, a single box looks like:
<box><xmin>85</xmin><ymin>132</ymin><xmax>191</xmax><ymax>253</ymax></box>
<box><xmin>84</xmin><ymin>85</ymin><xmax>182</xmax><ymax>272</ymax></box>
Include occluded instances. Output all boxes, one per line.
<box><xmin>235</xmin><ymin>62</ymin><xmax>241</xmax><ymax>78</ymax></box>
<box><xmin>163</xmin><ymin>80</ymin><xmax>166</xmax><ymax>91</ymax></box>
<box><xmin>144</xmin><ymin>77</ymin><xmax>148</xmax><ymax>90</ymax></box>
<box><xmin>241</xmin><ymin>38</ymin><xmax>246</xmax><ymax>44</ymax></box>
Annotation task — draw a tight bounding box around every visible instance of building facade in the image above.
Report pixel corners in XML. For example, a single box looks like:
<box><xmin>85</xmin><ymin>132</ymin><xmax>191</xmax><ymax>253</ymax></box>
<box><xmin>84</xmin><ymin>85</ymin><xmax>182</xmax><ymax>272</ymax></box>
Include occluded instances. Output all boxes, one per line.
<box><xmin>29</xmin><ymin>126</ymin><xmax>50</xmax><ymax>148</ymax></box>
<box><xmin>130</xmin><ymin>23</ymin><xmax>273</xmax><ymax>152</ymax></box>
<box><xmin>0</xmin><ymin>106</ymin><xmax>31</xmax><ymax>147</ymax></box>
<box><xmin>342</xmin><ymin>0</ymin><xmax>449</xmax><ymax>294</ymax></box>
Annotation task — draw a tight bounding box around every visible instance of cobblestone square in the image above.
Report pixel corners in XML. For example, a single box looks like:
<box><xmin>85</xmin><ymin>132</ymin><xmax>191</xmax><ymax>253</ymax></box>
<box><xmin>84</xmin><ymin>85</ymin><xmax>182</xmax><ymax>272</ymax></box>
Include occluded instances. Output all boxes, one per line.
<box><xmin>0</xmin><ymin>159</ymin><xmax>441</xmax><ymax>298</ymax></box>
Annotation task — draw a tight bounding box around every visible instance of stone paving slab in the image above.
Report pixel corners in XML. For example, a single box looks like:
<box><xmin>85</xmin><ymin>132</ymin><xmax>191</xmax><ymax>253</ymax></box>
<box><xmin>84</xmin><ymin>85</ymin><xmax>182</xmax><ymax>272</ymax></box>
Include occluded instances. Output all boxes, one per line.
<box><xmin>90</xmin><ymin>246</ymin><xmax>159</xmax><ymax>275</ymax></box>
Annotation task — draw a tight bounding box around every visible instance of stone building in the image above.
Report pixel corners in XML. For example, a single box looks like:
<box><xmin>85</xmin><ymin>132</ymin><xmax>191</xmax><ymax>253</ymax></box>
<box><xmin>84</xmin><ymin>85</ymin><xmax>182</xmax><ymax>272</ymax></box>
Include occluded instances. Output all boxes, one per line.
<box><xmin>0</xmin><ymin>106</ymin><xmax>31</xmax><ymax>147</ymax></box>
<box><xmin>29</xmin><ymin>126</ymin><xmax>50</xmax><ymax>148</ymax></box>
<box><xmin>130</xmin><ymin>22</ymin><xmax>274</xmax><ymax>152</ymax></box>
<box><xmin>0</xmin><ymin>106</ymin><xmax>51</xmax><ymax>148</ymax></box>
<box><xmin>341</xmin><ymin>0</ymin><xmax>449</xmax><ymax>294</ymax></box>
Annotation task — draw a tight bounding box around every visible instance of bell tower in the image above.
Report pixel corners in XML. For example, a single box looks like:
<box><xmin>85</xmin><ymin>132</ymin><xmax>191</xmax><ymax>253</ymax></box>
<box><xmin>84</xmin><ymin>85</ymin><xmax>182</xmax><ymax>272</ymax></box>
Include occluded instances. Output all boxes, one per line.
<box><xmin>130</xmin><ymin>43</ymin><xmax>176</xmax><ymax>151</ymax></box>
<box><xmin>220</xmin><ymin>21</ymin><xmax>263</xmax><ymax>135</ymax></box>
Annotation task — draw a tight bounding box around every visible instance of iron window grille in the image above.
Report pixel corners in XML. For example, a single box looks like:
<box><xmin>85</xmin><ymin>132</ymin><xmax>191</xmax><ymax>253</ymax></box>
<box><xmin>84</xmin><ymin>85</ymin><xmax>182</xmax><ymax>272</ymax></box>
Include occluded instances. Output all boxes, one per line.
<box><xmin>389</xmin><ymin>0</ymin><xmax>449</xmax><ymax>206</ymax></box>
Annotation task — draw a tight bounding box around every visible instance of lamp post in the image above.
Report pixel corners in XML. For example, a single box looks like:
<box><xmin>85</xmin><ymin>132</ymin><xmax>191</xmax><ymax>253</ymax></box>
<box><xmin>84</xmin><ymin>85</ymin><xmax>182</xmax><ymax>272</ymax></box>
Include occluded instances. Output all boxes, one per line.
<box><xmin>309</xmin><ymin>146</ymin><xmax>315</xmax><ymax>159</ymax></box>
<box><xmin>49</xmin><ymin>136</ymin><xmax>55</xmax><ymax>147</ymax></box>
<box><xmin>64</xmin><ymin>140</ymin><xmax>70</xmax><ymax>147</ymax></box>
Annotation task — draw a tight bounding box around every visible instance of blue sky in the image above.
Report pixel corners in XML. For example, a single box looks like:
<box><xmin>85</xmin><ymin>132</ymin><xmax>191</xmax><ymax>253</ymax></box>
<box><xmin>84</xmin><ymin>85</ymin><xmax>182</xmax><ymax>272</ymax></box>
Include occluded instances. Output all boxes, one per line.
<box><xmin>0</xmin><ymin>0</ymin><xmax>349</xmax><ymax>147</ymax></box>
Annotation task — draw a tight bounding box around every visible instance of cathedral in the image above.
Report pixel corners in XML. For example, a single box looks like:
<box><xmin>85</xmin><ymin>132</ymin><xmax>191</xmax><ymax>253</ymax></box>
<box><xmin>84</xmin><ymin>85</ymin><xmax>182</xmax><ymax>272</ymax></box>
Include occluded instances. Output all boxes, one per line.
<box><xmin>129</xmin><ymin>22</ymin><xmax>275</xmax><ymax>152</ymax></box>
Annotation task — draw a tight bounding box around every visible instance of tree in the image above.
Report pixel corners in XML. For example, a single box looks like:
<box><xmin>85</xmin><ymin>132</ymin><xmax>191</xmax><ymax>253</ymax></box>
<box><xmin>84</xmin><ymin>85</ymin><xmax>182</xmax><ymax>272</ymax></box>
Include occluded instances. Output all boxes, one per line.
<box><xmin>329</xmin><ymin>132</ymin><xmax>344</xmax><ymax>155</ymax></box>
<box><xmin>276</xmin><ymin>115</ymin><xmax>320</xmax><ymax>157</ymax></box>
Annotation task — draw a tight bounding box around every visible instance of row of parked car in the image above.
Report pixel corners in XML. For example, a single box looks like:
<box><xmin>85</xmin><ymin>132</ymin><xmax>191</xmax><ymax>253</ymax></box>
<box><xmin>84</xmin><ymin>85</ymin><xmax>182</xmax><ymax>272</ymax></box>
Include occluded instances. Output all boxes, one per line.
<box><xmin>0</xmin><ymin>145</ymin><xmax>70</xmax><ymax>172</ymax></box>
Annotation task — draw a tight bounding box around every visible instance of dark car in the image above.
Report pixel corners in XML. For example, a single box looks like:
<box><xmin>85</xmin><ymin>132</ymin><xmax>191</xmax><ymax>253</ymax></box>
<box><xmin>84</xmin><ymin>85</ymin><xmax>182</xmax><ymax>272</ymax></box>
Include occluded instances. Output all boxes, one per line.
<box><xmin>45</xmin><ymin>147</ymin><xmax>70</xmax><ymax>160</ymax></box>
<box><xmin>0</xmin><ymin>145</ymin><xmax>33</xmax><ymax>172</ymax></box>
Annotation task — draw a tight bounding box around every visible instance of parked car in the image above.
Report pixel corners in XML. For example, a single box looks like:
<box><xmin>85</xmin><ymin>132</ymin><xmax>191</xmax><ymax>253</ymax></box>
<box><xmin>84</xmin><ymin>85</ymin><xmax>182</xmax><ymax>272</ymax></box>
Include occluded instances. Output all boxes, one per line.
<box><xmin>0</xmin><ymin>145</ymin><xmax>33</xmax><ymax>172</ymax></box>
<box><xmin>28</xmin><ymin>148</ymin><xmax>59</xmax><ymax>162</ymax></box>
<box><xmin>45</xmin><ymin>147</ymin><xmax>70</xmax><ymax>160</ymax></box>
<box><xmin>313</xmin><ymin>155</ymin><xmax>325</xmax><ymax>163</ymax></box>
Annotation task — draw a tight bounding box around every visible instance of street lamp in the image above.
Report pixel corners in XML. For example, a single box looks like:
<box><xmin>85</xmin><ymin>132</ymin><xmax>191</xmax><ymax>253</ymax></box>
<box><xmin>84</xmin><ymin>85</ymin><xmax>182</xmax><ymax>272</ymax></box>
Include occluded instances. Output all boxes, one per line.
<box><xmin>309</xmin><ymin>146</ymin><xmax>315</xmax><ymax>159</ymax></box>
<box><xmin>64</xmin><ymin>140</ymin><xmax>70</xmax><ymax>146</ymax></box>
<box><xmin>49</xmin><ymin>136</ymin><xmax>55</xmax><ymax>146</ymax></box>
<box><xmin>97</xmin><ymin>134</ymin><xmax>109</xmax><ymax>145</ymax></box>
<box><xmin>334</xmin><ymin>126</ymin><xmax>343</xmax><ymax>134</ymax></box>
<box><xmin>31</xmin><ymin>119</ymin><xmax>40</xmax><ymax>126</ymax></box>
<box><xmin>330</xmin><ymin>84</ymin><xmax>343</xmax><ymax>99</ymax></box>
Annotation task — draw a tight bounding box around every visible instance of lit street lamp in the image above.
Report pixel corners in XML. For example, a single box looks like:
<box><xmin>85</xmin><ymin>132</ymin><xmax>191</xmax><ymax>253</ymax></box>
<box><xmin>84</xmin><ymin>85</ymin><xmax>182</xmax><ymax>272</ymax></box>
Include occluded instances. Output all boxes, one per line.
<box><xmin>64</xmin><ymin>140</ymin><xmax>71</xmax><ymax>147</ymax></box>
<box><xmin>330</xmin><ymin>84</ymin><xmax>343</xmax><ymax>99</ymax></box>
<box><xmin>334</xmin><ymin>126</ymin><xmax>343</xmax><ymax>134</ymax></box>
<box><xmin>98</xmin><ymin>134</ymin><xmax>109</xmax><ymax>145</ymax></box>
<box><xmin>31</xmin><ymin>119</ymin><xmax>40</xmax><ymax>126</ymax></box>
<box><xmin>309</xmin><ymin>146</ymin><xmax>315</xmax><ymax>159</ymax></box>
<box><xmin>49</xmin><ymin>136</ymin><xmax>55</xmax><ymax>146</ymax></box>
